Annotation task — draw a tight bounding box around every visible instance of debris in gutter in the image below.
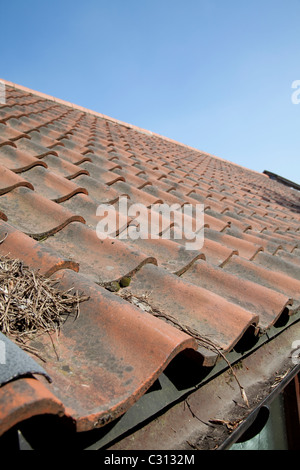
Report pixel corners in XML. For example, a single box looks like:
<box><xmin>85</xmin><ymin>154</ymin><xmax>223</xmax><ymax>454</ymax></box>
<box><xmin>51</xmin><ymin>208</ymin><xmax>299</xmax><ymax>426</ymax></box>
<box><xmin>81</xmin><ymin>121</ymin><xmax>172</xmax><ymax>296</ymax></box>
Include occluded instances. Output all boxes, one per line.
<box><xmin>208</xmin><ymin>417</ymin><xmax>245</xmax><ymax>432</ymax></box>
<box><xmin>185</xmin><ymin>398</ymin><xmax>215</xmax><ymax>428</ymax></box>
<box><xmin>271</xmin><ymin>369</ymin><xmax>291</xmax><ymax>388</ymax></box>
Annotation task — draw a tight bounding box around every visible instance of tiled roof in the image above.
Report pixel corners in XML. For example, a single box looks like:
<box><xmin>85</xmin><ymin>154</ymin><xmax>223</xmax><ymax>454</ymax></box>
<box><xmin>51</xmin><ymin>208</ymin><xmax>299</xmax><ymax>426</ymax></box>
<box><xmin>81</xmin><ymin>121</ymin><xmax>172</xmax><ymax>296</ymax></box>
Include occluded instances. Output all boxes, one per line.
<box><xmin>0</xmin><ymin>81</ymin><xmax>300</xmax><ymax>446</ymax></box>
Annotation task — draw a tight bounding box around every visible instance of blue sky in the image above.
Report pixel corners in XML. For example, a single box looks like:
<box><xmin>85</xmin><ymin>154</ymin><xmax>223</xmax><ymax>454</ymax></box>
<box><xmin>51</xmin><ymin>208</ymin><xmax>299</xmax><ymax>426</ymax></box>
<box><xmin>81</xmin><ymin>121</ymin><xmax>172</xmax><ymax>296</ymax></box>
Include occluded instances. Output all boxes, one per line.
<box><xmin>1</xmin><ymin>0</ymin><xmax>300</xmax><ymax>183</ymax></box>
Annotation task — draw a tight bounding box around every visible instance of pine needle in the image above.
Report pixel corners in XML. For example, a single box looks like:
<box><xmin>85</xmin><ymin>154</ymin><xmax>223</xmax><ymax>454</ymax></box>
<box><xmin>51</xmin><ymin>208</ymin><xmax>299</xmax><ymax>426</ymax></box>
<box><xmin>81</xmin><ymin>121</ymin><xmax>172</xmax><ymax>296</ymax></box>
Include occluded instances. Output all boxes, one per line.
<box><xmin>0</xmin><ymin>255</ymin><xmax>89</xmax><ymax>355</ymax></box>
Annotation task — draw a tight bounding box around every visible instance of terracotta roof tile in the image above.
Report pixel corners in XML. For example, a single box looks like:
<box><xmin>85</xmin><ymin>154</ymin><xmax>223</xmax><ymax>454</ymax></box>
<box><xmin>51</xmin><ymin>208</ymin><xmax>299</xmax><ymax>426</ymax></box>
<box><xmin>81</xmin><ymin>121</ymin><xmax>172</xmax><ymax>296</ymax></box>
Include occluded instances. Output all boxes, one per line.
<box><xmin>0</xmin><ymin>81</ymin><xmax>299</xmax><ymax>444</ymax></box>
<box><xmin>0</xmin><ymin>122</ymin><xmax>29</xmax><ymax>145</ymax></box>
<box><xmin>0</xmin><ymin>144</ymin><xmax>47</xmax><ymax>172</ymax></box>
<box><xmin>60</xmin><ymin>193</ymin><xmax>129</xmax><ymax>230</ymax></box>
<box><xmin>127</xmin><ymin>263</ymin><xmax>259</xmax><ymax>355</ymax></box>
<box><xmin>79</xmin><ymin>162</ymin><xmax>125</xmax><ymax>186</ymax></box>
<box><xmin>30</xmin><ymin>269</ymin><xmax>196</xmax><ymax>432</ymax></box>
<box><xmin>14</xmin><ymin>137</ymin><xmax>59</xmax><ymax>159</ymax></box>
<box><xmin>181</xmin><ymin>259</ymin><xmax>292</xmax><ymax>330</ymax></box>
<box><xmin>21</xmin><ymin>166</ymin><xmax>88</xmax><ymax>202</ymax></box>
<box><xmin>0</xmin><ymin>219</ymin><xmax>79</xmax><ymax>276</ymax></box>
<box><xmin>204</xmin><ymin>228</ymin><xmax>264</xmax><ymax>260</ymax></box>
<box><xmin>83</xmin><ymin>152</ymin><xmax>122</xmax><ymax>171</ymax></box>
<box><xmin>120</xmin><ymin>234</ymin><xmax>205</xmax><ymax>275</ymax></box>
<box><xmin>0</xmin><ymin>186</ymin><xmax>85</xmax><ymax>237</ymax></box>
<box><xmin>0</xmin><ymin>165</ymin><xmax>34</xmax><ymax>195</ymax></box>
<box><xmin>41</xmin><ymin>154</ymin><xmax>89</xmax><ymax>179</ymax></box>
<box><xmin>42</xmin><ymin>222</ymin><xmax>157</xmax><ymax>284</ymax></box>
<box><xmin>223</xmin><ymin>256</ymin><xmax>300</xmax><ymax>313</ymax></box>
<box><xmin>49</xmin><ymin>144</ymin><xmax>92</xmax><ymax>165</ymax></box>
<box><xmin>71</xmin><ymin>174</ymin><xmax>121</xmax><ymax>204</ymax></box>
<box><xmin>111</xmin><ymin>181</ymin><xmax>164</xmax><ymax>206</ymax></box>
<box><xmin>0</xmin><ymin>378</ymin><xmax>65</xmax><ymax>436</ymax></box>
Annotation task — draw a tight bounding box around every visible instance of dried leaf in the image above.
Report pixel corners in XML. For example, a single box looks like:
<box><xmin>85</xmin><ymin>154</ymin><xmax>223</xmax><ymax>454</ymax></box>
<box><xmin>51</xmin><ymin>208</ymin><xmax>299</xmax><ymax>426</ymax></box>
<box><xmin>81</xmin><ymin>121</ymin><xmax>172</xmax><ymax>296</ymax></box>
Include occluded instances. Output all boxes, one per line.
<box><xmin>209</xmin><ymin>418</ymin><xmax>244</xmax><ymax>431</ymax></box>
<box><xmin>241</xmin><ymin>387</ymin><xmax>249</xmax><ymax>408</ymax></box>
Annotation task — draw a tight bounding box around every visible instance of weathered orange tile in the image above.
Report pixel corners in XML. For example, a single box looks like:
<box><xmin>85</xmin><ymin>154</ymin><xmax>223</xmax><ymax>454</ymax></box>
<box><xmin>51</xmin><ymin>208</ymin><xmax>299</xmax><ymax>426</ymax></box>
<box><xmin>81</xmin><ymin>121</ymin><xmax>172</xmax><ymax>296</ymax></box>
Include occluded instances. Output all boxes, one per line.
<box><xmin>205</xmin><ymin>228</ymin><xmax>264</xmax><ymax>260</ymax></box>
<box><xmin>1</xmin><ymin>82</ymin><xmax>299</xmax><ymax>441</ymax></box>
<box><xmin>41</xmin><ymin>154</ymin><xmax>89</xmax><ymax>179</ymax></box>
<box><xmin>42</xmin><ymin>221</ymin><xmax>157</xmax><ymax>284</ymax></box>
<box><xmin>0</xmin><ymin>219</ymin><xmax>79</xmax><ymax>276</ymax></box>
<box><xmin>14</xmin><ymin>137</ymin><xmax>59</xmax><ymax>159</ymax></box>
<box><xmin>27</xmin><ymin>129</ymin><xmax>62</xmax><ymax>147</ymax></box>
<box><xmin>0</xmin><ymin>186</ymin><xmax>85</xmax><ymax>238</ymax></box>
<box><xmin>50</xmin><ymin>145</ymin><xmax>92</xmax><ymax>165</ymax></box>
<box><xmin>253</xmin><ymin>230</ymin><xmax>299</xmax><ymax>252</ymax></box>
<box><xmin>79</xmin><ymin>162</ymin><xmax>125</xmax><ymax>185</ymax></box>
<box><xmin>59</xmin><ymin>193</ymin><xmax>130</xmax><ymax>230</ymax></box>
<box><xmin>26</xmin><ymin>269</ymin><xmax>197</xmax><ymax>432</ymax></box>
<box><xmin>21</xmin><ymin>166</ymin><xmax>88</xmax><ymax>202</ymax></box>
<box><xmin>253</xmin><ymin>251</ymin><xmax>300</xmax><ymax>281</ymax></box>
<box><xmin>0</xmin><ymin>144</ymin><xmax>48</xmax><ymax>173</ymax></box>
<box><xmin>71</xmin><ymin>174</ymin><xmax>121</xmax><ymax>204</ymax></box>
<box><xmin>0</xmin><ymin>122</ymin><xmax>30</xmax><ymax>144</ymax></box>
<box><xmin>120</xmin><ymin>232</ymin><xmax>205</xmax><ymax>275</ymax></box>
<box><xmin>0</xmin><ymin>164</ymin><xmax>34</xmax><ymax>195</ymax></box>
<box><xmin>111</xmin><ymin>181</ymin><xmax>163</xmax><ymax>207</ymax></box>
<box><xmin>0</xmin><ymin>378</ymin><xmax>65</xmax><ymax>437</ymax></box>
<box><xmin>275</xmin><ymin>249</ymin><xmax>300</xmax><ymax>266</ymax></box>
<box><xmin>127</xmin><ymin>264</ymin><xmax>259</xmax><ymax>354</ymax></box>
<box><xmin>223</xmin><ymin>256</ymin><xmax>300</xmax><ymax>313</ymax></box>
<box><xmin>181</xmin><ymin>259</ymin><xmax>292</xmax><ymax>330</ymax></box>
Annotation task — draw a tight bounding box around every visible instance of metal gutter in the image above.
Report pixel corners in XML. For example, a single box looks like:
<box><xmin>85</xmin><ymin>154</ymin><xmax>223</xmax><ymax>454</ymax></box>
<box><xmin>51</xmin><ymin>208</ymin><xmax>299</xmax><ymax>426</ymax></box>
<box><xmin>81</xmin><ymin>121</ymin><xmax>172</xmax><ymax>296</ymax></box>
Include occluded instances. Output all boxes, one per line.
<box><xmin>81</xmin><ymin>316</ymin><xmax>299</xmax><ymax>449</ymax></box>
<box><xmin>217</xmin><ymin>362</ymin><xmax>300</xmax><ymax>450</ymax></box>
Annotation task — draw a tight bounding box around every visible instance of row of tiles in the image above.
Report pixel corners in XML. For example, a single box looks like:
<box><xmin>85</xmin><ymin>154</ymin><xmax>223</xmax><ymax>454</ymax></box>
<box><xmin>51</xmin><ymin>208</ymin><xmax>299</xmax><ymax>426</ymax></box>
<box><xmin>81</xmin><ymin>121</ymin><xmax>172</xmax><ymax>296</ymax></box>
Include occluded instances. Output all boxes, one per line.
<box><xmin>1</xmin><ymin>92</ymin><xmax>299</xmax><ymax>200</ymax></box>
<box><xmin>0</xmin><ymin>128</ymin><xmax>299</xmax><ymax>226</ymax></box>
<box><xmin>1</xmin><ymin>119</ymin><xmax>299</xmax><ymax>222</ymax></box>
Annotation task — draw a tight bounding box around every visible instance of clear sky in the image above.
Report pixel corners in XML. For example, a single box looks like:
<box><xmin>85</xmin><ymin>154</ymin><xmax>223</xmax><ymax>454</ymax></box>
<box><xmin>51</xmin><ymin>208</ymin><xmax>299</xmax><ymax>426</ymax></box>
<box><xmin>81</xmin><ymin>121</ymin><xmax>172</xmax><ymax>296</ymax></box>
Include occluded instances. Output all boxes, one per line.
<box><xmin>1</xmin><ymin>0</ymin><xmax>300</xmax><ymax>183</ymax></box>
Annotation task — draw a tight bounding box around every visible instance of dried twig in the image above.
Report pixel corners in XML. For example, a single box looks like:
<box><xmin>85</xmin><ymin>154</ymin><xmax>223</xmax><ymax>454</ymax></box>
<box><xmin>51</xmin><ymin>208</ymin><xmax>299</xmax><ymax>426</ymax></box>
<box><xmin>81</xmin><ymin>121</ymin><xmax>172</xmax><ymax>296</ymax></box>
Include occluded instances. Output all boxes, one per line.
<box><xmin>0</xmin><ymin>255</ymin><xmax>89</xmax><ymax>357</ymax></box>
<box><xmin>0</xmin><ymin>232</ymin><xmax>8</xmax><ymax>245</ymax></box>
<box><xmin>271</xmin><ymin>369</ymin><xmax>290</xmax><ymax>388</ymax></box>
<box><xmin>185</xmin><ymin>399</ymin><xmax>215</xmax><ymax>427</ymax></box>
